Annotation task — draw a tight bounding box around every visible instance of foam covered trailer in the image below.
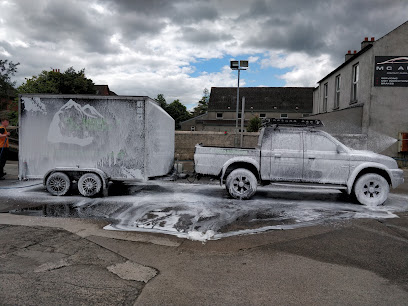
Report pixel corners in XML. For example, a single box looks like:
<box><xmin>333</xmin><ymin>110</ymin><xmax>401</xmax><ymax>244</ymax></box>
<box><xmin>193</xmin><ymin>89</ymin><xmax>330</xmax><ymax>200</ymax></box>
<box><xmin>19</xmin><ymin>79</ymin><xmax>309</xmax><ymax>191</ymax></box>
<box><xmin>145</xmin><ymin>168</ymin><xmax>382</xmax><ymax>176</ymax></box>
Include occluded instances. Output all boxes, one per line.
<box><xmin>19</xmin><ymin>94</ymin><xmax>175</xmax><ymax>196</ymax></box>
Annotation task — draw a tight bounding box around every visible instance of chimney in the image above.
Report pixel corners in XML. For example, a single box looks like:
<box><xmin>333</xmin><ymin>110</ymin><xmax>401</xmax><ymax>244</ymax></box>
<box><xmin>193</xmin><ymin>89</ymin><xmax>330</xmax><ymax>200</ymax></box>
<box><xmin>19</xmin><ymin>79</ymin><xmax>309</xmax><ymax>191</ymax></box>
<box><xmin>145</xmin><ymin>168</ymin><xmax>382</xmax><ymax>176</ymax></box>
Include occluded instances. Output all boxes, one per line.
<box><xmin>345</xmin><ymin>50</ymin><xmax>354</xmax><ymax>61</ymax></box>
<box><xmin>361</xmin><ymin>36</ymin><xmax>375</xmax><ymax>49</ymax></box>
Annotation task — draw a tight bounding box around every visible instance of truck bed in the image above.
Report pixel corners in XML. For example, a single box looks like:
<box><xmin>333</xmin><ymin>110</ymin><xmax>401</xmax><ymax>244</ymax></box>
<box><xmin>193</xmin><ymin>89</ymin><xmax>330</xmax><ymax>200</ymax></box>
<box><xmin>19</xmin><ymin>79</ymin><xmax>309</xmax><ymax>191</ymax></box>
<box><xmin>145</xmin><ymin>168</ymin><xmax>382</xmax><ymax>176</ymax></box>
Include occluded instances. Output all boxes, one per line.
<box><xmin>194</xmin><ymin>144</ymin><xmax>260</xmax><ymax>176</ymax></box>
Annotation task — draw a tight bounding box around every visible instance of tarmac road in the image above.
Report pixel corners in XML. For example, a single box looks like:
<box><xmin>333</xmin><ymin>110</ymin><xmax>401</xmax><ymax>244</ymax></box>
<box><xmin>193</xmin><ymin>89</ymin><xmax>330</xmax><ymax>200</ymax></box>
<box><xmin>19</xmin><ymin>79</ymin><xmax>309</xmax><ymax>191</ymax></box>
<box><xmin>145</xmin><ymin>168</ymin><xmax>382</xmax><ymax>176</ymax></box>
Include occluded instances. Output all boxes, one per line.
<box><xmin>1</xmin><ymin>161</ymin><xmax>408</xmax><ymax>305</ymax></box>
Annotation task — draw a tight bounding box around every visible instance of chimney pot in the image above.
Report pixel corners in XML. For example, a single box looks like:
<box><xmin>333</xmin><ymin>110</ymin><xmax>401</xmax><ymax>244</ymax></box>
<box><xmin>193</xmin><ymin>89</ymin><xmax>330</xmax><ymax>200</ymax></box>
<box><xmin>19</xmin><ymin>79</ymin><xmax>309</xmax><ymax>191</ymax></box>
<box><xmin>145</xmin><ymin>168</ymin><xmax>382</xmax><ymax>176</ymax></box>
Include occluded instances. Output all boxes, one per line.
<box><xmin>353</xmin><ymin>50</ymin><xmax>357</xmax><ymax>54</ymax></box>
<box><xmin>364</xmin><ymin>37</ymin><xmax>368</xmax><ymax>41</ymax></box>
<box><xmin>347</xmin><ymin>50</ymin><xmax>351</xmax><ymax>54</ymax></box>
<box><xmin>371</xmin><ymin>37</ymin><xmax>375</xmax><ymax>41</ymax></box>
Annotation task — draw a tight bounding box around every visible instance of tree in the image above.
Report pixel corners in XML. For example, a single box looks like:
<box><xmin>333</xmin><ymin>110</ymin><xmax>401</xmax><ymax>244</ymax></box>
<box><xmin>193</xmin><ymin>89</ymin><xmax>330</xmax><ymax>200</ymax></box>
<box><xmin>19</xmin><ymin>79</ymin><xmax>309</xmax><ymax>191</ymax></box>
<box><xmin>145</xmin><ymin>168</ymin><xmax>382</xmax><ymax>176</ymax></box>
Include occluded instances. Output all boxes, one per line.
<box><xmin>191</xmin><ymin>88</ymin><xmax>209</xmax><ymax>117</ymax></box>
<box><xmin>166</xmin><ymin>99</ymin><xmax>192</xmax><ymax>129</ymax></box>
<box><xmin>155</xmin><ymin>93</ymin><xmax>167</xmax><ymax>109</ymax></box>
<box><xmin>18</xmin><ymin>67</ymin><xmax>95</xmax><ymax>94</ymax></box>
<box><xmin>247</xmin><ymin>116</ymin><xmax>262</xmax><ymax>132</ymax></box>
<box><xmin>0</xmin><ymin>59</ymin><xmax>19</xmax><ymax>100</ymax></box>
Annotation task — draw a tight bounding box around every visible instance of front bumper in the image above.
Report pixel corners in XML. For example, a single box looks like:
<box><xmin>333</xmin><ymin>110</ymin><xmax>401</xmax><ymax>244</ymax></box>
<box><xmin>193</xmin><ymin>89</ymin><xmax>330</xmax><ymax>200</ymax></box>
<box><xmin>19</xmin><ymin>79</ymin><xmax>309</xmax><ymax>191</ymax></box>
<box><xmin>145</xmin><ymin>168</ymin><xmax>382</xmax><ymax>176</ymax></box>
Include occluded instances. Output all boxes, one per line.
<box><xmin>390</xmin><ymin>169</ymin><xmax>404</xmax><ymax>189</ymax></box>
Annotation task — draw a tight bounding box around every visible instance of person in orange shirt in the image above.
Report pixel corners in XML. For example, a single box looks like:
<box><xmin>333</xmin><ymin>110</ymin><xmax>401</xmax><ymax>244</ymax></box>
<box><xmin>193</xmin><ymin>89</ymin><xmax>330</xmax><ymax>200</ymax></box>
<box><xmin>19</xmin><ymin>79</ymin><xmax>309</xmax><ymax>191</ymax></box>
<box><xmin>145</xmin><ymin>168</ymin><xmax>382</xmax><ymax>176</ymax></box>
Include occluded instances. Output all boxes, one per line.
<box><xmin>0</xmin><ymin>118</ymin><xmax>10</xmax><ymax>180</ymax></box>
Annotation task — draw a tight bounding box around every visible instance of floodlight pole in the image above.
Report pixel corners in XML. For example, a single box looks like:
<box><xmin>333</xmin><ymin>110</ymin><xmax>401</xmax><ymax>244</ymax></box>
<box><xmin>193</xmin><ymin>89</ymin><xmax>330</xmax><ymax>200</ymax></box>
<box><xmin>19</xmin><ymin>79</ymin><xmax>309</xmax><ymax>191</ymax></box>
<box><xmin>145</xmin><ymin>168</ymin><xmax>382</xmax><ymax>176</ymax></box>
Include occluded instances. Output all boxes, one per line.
<box><xmin>240</xmin><ymin>96</ymin><xmax>245</xmax><ymax>147</ymax></box>
<box><xmin>230</xmin><ymin>60</ymin><xmax>248</xmax><ymax>147</ymax></box>
<box><xmin>235</xmin><ymin>69</ymin><xmax>240</xmax><ymax>147</ymax></box>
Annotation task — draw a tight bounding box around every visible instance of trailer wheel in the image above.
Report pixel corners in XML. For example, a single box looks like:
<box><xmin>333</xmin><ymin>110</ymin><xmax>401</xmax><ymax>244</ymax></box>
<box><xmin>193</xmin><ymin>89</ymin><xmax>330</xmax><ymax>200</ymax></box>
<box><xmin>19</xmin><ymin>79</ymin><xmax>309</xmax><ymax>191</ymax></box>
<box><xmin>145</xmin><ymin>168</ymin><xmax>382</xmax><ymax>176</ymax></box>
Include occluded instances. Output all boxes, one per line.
<box><xmin>78</xmin><ymin>173</ymin><xmax>102</xmax><ymax>197</ymax></box>
<box><xmin>226</xmin><ymin>168</ymin><xmax>257</xmax><ymax>200</ymax></box>
<box><xmin>46</xmin><ymin>172</ymin><xmax>71</xmax><ymax>196</ymax></box>
<box><xmin>354</xmin><ymin>173</ymin><xmax>389</xmax><ymax>206</ymax></box>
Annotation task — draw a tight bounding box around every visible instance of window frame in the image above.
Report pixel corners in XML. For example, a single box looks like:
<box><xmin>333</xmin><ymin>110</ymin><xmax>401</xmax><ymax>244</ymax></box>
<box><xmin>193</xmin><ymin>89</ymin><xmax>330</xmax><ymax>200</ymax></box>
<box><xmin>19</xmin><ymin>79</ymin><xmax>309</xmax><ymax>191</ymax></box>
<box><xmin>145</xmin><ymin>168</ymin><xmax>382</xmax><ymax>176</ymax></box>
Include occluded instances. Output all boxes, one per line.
<box><xmin>334</xmin><ymin>75</ymin><xmax>341</xmax><ymax>109</ymax></box>
<box><xmin>280</xmin><ymin>113</ymin><xmax>288</xmax><ymax>118</ymax></box>
<box><xmin>351</xmin><ymin>63</ymin><xmax>359</xmax><ymax>103</ymax></box>
<box><xmin>216</xmin><ymin>112</ymin><xmax>223</xmax><ymax>119</ymax></box>
<box><xmin>323</xmin><ymin>82</ymin><xmax>328</xmax><ymax>113</ymax></box>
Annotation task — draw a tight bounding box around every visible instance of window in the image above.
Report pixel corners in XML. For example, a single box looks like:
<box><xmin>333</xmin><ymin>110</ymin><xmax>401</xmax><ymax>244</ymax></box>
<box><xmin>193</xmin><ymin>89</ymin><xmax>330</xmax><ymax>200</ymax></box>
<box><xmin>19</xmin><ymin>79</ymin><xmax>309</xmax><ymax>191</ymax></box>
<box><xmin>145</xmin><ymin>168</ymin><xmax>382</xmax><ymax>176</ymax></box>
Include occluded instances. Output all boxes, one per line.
<box><xmin>323</xmin><ymin>83</ymin><xmax>328</xmax><ymax>112</ymax></box>
<box><xmin>272</xmin><ymin>132</ymin><xmax>302</xmax><ymax>151</ymax></box>
<box><xmin>351</xmin><ymin>64</ymin><xmax>359</xmax><ymax>103</ymax></box>
<box><xmin>280</xmin><ymin>114</ymin><xmax>288</xmax><ymax>118</ymax></box>
<box><xmin>216</xmin><ymin>113</ymin><xmax>223</xmax><ymax>119</ymax></box>
<box><xmin>334</xmin><ymin>75</ymin><xmax>341</xmax><ymax>109</ymax></box>
<box><xmin>190</xmin><ymin>126</ymin><xmax>195</xmax><ymax>131</ymax></box>
<box><xmin>305</xmin><ymin>134</ymin><xmax>337</xmax><ymax>152</ymax></box>
<box><xmin>259</xmin><ymin>113</ymin><xmax>266</xmax><ymax>118</ymax></box>
<box><xmin>238</xmin><ymin>113</ymin><xmax>242</xmax><ymax>119</ymax></box>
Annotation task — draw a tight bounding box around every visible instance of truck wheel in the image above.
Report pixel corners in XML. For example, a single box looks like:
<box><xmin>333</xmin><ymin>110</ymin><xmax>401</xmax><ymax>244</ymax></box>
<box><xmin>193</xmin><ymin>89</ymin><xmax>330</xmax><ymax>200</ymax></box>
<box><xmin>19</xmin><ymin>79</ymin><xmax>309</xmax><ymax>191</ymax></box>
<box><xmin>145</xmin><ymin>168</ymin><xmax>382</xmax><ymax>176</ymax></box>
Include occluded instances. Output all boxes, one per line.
<box><xmin>78</xmin><ymin>173</ymin><xmax>102</xmax><ymax>197</ymax></box>
<box><xmin>354</xmin><ymin>173</ymin><xmax>389</xmax><ymax>206</ymax></box>
<box><xmin>46</xmin><ymin>172</ymin><xmax>71</xmax><ymax>196</ymax></box>
<box><xmin>226</xmin><ymin>168</ymin><xmax>257</xmax><ymax>200</ymax></box>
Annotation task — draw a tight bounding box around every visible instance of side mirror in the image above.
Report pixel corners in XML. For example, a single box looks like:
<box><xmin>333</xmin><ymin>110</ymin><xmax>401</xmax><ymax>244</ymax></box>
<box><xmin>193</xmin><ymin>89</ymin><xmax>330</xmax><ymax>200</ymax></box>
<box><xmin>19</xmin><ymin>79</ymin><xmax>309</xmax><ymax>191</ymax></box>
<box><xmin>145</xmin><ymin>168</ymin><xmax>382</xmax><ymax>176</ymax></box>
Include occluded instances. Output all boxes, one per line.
<box><xmin>336</xmin><ymin>145</ymin><xmax>344</xmax><ymax>153</ymax></box>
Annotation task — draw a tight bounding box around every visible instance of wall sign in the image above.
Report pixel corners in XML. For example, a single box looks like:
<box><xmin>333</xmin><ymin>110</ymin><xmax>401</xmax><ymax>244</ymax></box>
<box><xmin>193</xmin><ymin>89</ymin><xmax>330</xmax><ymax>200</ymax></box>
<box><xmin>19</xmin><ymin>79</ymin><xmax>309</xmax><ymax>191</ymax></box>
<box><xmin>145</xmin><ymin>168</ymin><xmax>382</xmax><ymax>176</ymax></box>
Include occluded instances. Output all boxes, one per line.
<box><xmin>374</xmin><ymin>56</ymin><xmax>408</xmax><ymax>87</ymax></box>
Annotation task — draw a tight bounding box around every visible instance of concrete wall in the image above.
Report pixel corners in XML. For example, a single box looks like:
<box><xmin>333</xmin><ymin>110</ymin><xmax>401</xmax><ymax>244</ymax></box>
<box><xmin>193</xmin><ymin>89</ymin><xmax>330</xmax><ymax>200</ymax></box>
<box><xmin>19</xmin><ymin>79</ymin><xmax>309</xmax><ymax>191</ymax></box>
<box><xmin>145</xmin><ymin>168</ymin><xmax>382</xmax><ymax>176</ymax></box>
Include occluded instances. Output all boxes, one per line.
<box><xmin>308</xmin><ymin>105</ymin><xmax>363</xmax><ymax>134</ymax></box>
<box><xmin>332</xmin><ymin>134</ymin><xmax>368</xmax><ymax>150</ymax></box>
<box><xmin>366</xmin><ymin>22</ymin><xmax>408</xmax><ymax>157</ymax></box>
<box><xmin>175</xmin><ymin>131</ymin><xmax>259</xmax><ymax>160</ymax></box>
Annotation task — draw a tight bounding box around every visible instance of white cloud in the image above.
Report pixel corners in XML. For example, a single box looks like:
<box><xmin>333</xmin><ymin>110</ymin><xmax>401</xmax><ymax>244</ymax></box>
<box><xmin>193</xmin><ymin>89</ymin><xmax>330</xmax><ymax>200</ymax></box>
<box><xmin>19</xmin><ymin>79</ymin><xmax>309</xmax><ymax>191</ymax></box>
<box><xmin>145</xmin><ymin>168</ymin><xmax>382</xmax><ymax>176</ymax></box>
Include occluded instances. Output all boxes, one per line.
<box><xmin>1</xmin><ymin>0</ymin><xmax>408</xmax><ymax>107</ymax></box>
<box><xmin>0</xmin><ymin>46</ymin><xmax>10</xmax><ymax>57</ymax></box>
<box><xmin>261</xmin><ymin>51</ymin><xmax>335</xmax><ymax>87</ymax></box>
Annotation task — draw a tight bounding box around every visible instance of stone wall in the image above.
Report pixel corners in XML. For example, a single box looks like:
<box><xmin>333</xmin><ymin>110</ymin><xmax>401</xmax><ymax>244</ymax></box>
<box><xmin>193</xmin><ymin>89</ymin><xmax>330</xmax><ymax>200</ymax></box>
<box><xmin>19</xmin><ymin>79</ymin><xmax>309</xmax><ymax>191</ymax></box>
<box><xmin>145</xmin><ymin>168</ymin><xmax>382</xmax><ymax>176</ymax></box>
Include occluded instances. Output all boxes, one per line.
<box><xmin>175</xmin><ymin>131</ymin><xmax>259</xmax><ymax>160</ymax></box>
<box><xmin>175</xmin><ymin>130</ymin><xmax>371</xmax><ymax>160</ymax></box>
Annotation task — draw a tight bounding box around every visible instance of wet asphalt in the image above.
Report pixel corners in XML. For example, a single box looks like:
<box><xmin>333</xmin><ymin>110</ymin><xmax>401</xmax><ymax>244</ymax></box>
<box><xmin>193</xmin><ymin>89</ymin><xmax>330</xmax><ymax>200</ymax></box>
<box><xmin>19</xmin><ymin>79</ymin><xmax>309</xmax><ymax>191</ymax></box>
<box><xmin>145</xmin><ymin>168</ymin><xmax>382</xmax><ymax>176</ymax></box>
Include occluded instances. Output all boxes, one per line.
<box><xmin>1</xmin><ymin>161</ymin><xmax>408</xmax><ymax>305</ymax></box>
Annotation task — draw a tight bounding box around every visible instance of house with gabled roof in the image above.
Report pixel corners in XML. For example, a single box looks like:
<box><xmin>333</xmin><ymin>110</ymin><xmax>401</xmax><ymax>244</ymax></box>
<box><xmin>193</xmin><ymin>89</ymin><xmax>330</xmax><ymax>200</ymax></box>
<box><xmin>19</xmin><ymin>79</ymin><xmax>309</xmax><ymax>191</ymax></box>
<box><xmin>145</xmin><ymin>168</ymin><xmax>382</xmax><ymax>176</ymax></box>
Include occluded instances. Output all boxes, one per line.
<box><xmin>311</xmin><ymin>20</ymin><xmax>408</xmax><ymax>160</ymax></box>
<box><xmin>181</xmin><ymin>87</ymin><xmax>314</xmax><ymax>132</ymax></box>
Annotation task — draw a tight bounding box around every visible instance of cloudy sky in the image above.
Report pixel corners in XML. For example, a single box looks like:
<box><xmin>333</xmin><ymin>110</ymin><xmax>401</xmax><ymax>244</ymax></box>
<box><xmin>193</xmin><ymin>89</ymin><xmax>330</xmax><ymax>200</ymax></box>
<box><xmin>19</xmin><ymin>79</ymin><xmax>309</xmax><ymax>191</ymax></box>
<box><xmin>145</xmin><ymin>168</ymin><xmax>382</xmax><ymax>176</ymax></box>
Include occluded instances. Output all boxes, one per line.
<box><xmin>0</xmin><ymin>0</ymin><xmax>407</xmax><ymax>110</ymax></box>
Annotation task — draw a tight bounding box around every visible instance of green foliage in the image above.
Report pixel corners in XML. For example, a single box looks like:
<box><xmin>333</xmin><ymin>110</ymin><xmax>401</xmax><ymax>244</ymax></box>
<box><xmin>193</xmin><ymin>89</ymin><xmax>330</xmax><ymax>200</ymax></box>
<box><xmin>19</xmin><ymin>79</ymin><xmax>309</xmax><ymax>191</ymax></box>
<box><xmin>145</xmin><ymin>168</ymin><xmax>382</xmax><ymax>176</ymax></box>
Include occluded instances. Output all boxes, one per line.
<box><xmin>166</xmin><ymin>99</ymin><xmax>192</xmax><ymax>129</ymax></box>
<box><xmin>191</xmin><ymin>88</ymin><xmax>209</xmax><ymax>117</ymax></box>
<box><xmin>155</xmin><ymin>93</ymin><xmax>167</xmax><ymax>109</ymax></box>
<box><xmin>0</xmin><ymin>59</ymin><xmax>19</xmax><ymax>99</ymax></box>
<box><xmin>7</xmin><ymin>107</ymin><xmax>18</xmax><ymax>126</ymax></box>
<box><xmin>247</xmin><ymin>116</ymin><xmax>262</xmax><ymax>132</ymax></box>
<box><xmin>18</xmin><ymin>67</ymin><xmax>96</xmax><ymax>94</ymax></box>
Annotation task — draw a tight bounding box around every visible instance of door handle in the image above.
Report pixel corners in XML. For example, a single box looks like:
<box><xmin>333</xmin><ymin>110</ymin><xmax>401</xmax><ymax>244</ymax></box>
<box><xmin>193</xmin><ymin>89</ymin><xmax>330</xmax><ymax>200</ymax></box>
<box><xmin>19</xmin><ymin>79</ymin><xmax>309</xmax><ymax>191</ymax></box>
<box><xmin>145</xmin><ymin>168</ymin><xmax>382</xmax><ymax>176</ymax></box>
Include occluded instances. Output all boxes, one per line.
<box><xmin>274</xmin><ymin>154</ymin><xmax>281</xmax><ymax>158</ymax></box>
<box><xmin>308</xmin><ymin>156</ymin><xmax>316</xmax><ymax>159</ymax></box>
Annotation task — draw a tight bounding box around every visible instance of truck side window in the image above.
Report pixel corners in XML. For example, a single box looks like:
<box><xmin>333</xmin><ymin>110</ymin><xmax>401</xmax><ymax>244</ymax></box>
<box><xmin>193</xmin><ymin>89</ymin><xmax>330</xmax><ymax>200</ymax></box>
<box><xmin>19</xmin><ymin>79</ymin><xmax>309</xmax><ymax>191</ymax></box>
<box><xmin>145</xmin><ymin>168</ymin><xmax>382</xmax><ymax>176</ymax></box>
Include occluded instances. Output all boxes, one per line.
<box><xmin>272</xmin><ymin>132</ymin><xmax>302</xmax><ymax>151</ymax></box>
<box><xmin>305</xmin><ymin>134</ymin><xmax>337</xmax><ymax>152</ymax></box>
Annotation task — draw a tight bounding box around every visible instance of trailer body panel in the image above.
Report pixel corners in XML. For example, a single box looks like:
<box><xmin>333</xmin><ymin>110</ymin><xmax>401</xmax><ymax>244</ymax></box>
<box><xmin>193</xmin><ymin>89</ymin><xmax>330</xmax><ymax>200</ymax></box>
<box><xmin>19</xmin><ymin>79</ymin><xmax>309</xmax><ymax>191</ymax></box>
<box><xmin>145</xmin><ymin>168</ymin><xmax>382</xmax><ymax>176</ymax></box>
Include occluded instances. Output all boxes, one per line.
<box><xmin>19</xmin><ymin>95</ymin><xmax>174</xmax><ymax>181</ymax></box>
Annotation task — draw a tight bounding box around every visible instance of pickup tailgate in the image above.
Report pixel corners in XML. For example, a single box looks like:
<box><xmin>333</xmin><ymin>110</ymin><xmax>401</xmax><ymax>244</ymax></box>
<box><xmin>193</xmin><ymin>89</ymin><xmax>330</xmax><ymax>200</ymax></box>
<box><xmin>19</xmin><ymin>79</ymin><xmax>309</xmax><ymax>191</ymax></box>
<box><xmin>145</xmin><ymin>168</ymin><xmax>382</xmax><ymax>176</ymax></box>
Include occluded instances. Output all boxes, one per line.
<box><xmin>194</xmin><ymin>145</ymin><xmax>261</xmax><ymax>176</ymax></box>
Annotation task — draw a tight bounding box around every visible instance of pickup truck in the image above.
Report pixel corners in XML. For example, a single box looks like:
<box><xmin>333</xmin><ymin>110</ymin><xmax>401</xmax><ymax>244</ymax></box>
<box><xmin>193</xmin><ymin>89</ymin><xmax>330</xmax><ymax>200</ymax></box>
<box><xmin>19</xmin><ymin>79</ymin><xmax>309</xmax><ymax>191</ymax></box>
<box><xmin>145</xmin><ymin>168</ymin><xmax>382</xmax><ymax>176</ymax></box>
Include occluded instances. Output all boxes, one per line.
<box><xmin>194</xmin><ymin>119</ymin><xmax>404</xmax><ymax>206</ymax></box>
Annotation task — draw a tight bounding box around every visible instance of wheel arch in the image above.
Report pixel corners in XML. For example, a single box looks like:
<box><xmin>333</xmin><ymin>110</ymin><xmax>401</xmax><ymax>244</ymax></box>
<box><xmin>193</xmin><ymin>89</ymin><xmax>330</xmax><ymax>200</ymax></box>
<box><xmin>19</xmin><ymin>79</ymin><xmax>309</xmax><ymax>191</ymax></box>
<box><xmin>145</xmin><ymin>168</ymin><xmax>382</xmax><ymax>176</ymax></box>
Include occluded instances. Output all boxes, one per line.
<box><xmin>220</xmin><ymin>158</ymin><xmax>260</xmax><ymax>185</ymax></box>
<box><xmin>348</xmin><ymin>165</ymin><xmax>392</xmax><ymax>194</ymax></box>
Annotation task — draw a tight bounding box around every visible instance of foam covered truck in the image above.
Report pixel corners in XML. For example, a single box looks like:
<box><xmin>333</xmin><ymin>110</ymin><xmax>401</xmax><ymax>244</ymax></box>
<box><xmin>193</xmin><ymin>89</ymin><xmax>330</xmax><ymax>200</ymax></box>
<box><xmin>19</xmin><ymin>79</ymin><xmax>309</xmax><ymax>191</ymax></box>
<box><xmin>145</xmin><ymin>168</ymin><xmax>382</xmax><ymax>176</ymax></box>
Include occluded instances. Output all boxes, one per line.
<box><xmin>194</xmin><ymin>118</ymin><xmax>404</xmax><ymax>206</ymax></box>
<box><xmin>19</xmin><ymin>94</ymin><xmax>175</xmax><ymax>196</ymax></box>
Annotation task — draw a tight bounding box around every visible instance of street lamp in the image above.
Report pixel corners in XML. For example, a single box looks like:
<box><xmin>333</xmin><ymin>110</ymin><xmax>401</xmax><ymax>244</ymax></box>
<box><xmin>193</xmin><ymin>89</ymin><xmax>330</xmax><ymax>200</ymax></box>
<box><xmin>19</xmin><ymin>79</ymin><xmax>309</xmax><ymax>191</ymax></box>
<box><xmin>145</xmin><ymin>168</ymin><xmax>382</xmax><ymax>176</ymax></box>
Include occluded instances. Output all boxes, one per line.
<box><xmin>230</xmin><ymin>60</ymin><xmax>248</xmax><ymax>147</ymax></box>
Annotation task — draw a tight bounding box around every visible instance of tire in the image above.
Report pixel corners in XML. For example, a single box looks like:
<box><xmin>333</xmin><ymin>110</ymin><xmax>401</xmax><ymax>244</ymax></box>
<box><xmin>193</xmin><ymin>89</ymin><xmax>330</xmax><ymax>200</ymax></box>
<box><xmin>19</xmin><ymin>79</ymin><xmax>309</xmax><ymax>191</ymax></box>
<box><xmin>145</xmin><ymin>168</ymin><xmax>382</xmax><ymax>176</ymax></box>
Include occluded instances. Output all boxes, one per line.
<box><xmin>46</xmin><ymin>172</ymin><xmax>71</xmax><ymax>196</ymax></box>
<box><xmin>226</xmin><ymin>168</ymin><xmax>257</xmax><ymax>200</ymax></box>
<box><xmin>354</xmin><ymin>173</ymin><xmax>389</xmax><ymax>206</ymax></box>
<box><xmin>78</xmin><ymin>173</ymin><xmax>102</xmax><ymax>197</ymax></box>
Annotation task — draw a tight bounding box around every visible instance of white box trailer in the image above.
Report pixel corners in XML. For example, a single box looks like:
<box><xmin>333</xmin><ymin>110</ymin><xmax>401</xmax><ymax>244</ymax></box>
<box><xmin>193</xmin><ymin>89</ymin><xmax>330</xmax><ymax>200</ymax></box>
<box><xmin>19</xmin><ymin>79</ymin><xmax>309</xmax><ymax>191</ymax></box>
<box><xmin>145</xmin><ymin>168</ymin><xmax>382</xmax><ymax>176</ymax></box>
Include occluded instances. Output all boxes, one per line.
<box><xmin>19</xmin><ymin>94</ymin><xmax>175</xmax><ymax>196</ymax></box>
